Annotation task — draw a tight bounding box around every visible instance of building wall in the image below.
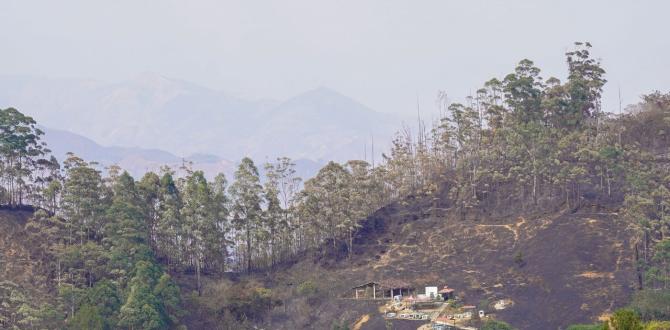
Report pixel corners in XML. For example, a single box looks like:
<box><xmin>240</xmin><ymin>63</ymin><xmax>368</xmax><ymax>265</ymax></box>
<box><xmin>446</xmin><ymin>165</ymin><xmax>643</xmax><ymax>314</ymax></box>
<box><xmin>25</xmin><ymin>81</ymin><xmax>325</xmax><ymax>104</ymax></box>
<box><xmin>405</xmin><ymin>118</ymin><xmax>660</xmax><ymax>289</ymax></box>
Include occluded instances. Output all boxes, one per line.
<box><xmin>425</xmin><ymin>286</ymin><xmax>438</xmax><ymax>298</ymax></box>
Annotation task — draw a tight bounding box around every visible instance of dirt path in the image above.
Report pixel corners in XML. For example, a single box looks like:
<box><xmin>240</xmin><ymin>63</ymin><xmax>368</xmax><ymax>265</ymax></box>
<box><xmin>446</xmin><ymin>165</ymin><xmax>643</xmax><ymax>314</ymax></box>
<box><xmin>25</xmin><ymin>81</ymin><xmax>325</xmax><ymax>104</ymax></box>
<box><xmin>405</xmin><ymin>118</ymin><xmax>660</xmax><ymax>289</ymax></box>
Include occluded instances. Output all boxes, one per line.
<box><xmin>475</xmin><ymin>217</ymin><xmax>527</xmax><ymax>243</ymax></box>
<box><xmin>352</xmin><ymin>314</ymin><xmax>370</xmax><ymax>330</ymax></box>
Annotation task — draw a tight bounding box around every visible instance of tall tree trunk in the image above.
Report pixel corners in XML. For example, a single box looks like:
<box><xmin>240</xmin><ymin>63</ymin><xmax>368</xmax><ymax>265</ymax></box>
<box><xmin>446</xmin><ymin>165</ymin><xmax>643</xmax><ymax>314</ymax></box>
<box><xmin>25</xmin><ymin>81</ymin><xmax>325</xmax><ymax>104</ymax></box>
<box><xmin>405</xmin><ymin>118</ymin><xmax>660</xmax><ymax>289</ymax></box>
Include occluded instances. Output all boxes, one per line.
<box><xmin>606</xmin><ymin>170</ymin><xmax>612</xmax><ymax>197</ymax></box>
<box><xmin>635</xmin><ymin>243</ymin><xmax>643</xmax><ymax>290</ymax></box>
<box><xmin>348</xmin><ymin>229</ymin><xmax>353</xmax><ymax>260</ymax></box>
<box><xmin>196</xmin><ymin>253</ymin><xmax>202</xmax><ymax>296</ymax></box>
<box><xmin>270</xmin><ymin>229</ymin><xmax>276</xmax><ymax>269</ymax></box>
<box><xmin>246</xmin><ymin>221</ymin><xmax>252</xmax><ymax>274</ymax></box>
<box><xmin>644</xmin><ymin>230</ymin><xmax>649</xmax><ymax>263</ymax></box>
<box><xmin>57</xmin><ymin>259</ymin><xmax>62</xmax><ymax>287</ymax></box>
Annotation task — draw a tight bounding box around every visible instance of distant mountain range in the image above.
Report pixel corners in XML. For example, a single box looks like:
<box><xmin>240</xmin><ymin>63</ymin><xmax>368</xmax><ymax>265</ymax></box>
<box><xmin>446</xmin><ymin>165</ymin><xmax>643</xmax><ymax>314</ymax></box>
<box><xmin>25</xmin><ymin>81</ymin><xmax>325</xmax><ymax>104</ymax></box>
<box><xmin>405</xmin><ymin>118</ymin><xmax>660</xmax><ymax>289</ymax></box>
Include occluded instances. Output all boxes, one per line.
<box><xmin>41</xmin><ymin>126</ymin><xmax>324</xmax><ymax>180</ymax></box>
<box><xmin>0</xmin><ymin>73</ymin><xmax>404</xmax><ymax>165</ymax></box>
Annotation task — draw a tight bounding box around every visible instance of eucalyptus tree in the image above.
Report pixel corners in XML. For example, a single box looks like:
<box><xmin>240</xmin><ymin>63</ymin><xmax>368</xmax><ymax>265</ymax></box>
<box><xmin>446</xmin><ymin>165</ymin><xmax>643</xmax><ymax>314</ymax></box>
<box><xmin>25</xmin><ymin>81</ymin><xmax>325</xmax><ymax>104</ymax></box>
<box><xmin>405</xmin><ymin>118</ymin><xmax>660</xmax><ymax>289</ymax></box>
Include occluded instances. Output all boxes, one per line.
<box><xmin>208</xmin><ymin>173</ymin><xmax>230</xmax><ymax>273</ymax></box>
<box><xmin>502</xmin><ymin>59</ymin><xmax>548</xmax><ymax>205</ymax></box>
<box><xmin>61</xmin><ymin>153</ymin><xmax>106</xmax><ymax>245</ymax></box>
<box><xmin>263</xmin><ymin>162</ymin><xmax>284</xmax><ymax>268</ymax></box>
<box><xmin>138</xmin><ymin>172</ymin><xmax>161</xmax><ymax>250</ymax></box>
<box><xmin>155</xmin><ymin>168</ymin><xmax>183</xmax><ymax>270</ymax></box>
<box><xmin>344</xmin><ymin>160</ymin><xmax>373</xmax><ymax>258</ymax></box>
<box><xmin>267</xmin><ymin>157</ymin><xmax>302</xmax><ymax>260</ymax></box>
<box><xmin>104</xmin><ymin>171</ymin><xmax>152</xmax><ymax>287</ymax></box>
<box><xmin>181</xmin><ymin>170</ymin><xmax>213</xmax><ymax>295</ymax></box>
<box><xmin>229</xmin><ymin>157</ymin><xmax>263</xmax><ymax>274</ymax></box>
<box><xmin>0</xmin><ymin>107</ymin><xmax>48</xmax><ymax>207</ymax></box>
<box><xmin>565</xmin><ymin>42</ymin><xmax>607</xmax><ymax>129</ymax></box>
<box><xmin>301</xmin><ymin>161</ymin><xmax>351</xmax><ymax>252</ymax></box>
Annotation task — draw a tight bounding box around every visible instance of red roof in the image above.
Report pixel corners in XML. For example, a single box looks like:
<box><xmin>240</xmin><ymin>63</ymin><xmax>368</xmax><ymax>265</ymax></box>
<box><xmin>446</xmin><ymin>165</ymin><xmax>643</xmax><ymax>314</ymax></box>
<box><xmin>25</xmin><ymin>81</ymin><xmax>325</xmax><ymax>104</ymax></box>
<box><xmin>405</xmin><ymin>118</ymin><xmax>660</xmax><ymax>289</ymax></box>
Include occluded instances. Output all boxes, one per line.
<box><xmin>435</xmin><ymin>316</ymin><xmax>453</xmax><ymax>324</ymax></box>
<box><xmin>438</xmin><ymin>286</ymin><xmax>454</xmax><ymax>293</ymax></box>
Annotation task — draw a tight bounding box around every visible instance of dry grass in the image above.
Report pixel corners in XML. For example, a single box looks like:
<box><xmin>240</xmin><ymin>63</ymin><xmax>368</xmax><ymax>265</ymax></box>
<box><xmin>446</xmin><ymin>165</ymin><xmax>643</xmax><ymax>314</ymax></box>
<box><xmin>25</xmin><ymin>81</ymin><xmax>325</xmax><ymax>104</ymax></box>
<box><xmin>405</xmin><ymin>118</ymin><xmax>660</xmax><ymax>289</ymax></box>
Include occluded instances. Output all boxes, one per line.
<box><xmin>352</xmin><ymin>314</ymin><xmax>370</xmax><ymax>330</ymax></box>
<box><xmin>577</xmin><ymin>271</ymin><xmax>615</xmax><ymax>279</ymax></box>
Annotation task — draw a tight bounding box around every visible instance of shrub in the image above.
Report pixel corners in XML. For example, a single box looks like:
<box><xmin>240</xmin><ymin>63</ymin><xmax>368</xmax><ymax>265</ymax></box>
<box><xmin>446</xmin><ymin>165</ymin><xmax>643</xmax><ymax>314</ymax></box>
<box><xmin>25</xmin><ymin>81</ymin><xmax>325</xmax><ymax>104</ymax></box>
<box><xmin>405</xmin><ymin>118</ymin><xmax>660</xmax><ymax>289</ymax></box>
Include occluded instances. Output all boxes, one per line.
<box><xmin>630</xmin><ymin>289</ymin><xmax>670</xmax><ymax>321</ymax></box>
<box><xmin>478</xmin><ymin>298</ymin><xmax>490</xmax><ymax>312</ymax></box>
<box><xmin>332</xmin><ymin>320</ymin><xmax>350</xmax><ymax>330</ymax></box>
<box><xmin>225</xmin><ymin>284</ymin><xmax>282</xmax><ymax>322</ymax></box>
<box><xmin>611</xmin><ymin>308</ymin><xmax>643</xmax><ymax>330</ymax></box>
<box><xmin>69</xmin><ymin>304</ymin><xmax>104</xmax><ymax>330</ymax></box>
<box><xmin>514</xmin><ymin>251</ymin><xmax>525</xmax><ymax>267</ymax></box>
<box><xmin>567</xmin><ymin>324</ymin><xmax>607</xmax><ymax>330</ymax></box>
<box><xmin>297</xmin><ymin>280</ymin><xmax>318</xmax><ymax>296</ymax></box>
<box><xmin>646</xmin><ymin>321</ymin><xmax>670</xmax><ymax>330</ymax></box>
<box><xmin>481</xmin><ymin>319</ymin><xmax>516</xmax><ymax>330</ymax></box>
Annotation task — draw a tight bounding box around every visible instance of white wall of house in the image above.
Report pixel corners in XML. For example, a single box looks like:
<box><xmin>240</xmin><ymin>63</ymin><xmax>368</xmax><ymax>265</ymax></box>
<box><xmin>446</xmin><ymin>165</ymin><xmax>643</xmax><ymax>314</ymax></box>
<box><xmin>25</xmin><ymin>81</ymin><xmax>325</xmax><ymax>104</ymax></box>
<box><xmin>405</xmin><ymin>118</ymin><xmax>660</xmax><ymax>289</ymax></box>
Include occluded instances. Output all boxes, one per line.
<box><xmin>425</xmin><ymin>286</ymin><xmax>438</xmax><ymax>298</ymax></box>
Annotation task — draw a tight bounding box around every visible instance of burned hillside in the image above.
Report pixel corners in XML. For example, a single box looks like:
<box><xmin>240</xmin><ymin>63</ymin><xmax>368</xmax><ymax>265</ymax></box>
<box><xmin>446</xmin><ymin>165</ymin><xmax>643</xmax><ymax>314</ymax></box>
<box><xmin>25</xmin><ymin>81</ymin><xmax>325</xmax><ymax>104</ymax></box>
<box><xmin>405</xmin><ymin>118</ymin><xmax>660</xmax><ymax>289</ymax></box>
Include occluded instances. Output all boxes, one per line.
<box><xmin>2</xmin><ymin>45</ymin><xmax>670</xmax><ymax>330</ymax></box>
<box><xmin>251</xmin><ymin>179</ymin><xmax>637</xmax><ymax>330</ymax></box>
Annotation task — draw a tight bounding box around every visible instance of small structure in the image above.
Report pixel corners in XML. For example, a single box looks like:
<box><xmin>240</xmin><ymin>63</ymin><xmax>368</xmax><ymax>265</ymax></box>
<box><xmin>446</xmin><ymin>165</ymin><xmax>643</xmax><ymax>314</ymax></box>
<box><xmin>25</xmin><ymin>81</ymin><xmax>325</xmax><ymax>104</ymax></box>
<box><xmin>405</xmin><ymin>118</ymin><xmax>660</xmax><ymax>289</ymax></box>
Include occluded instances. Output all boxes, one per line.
<box><xmin>438</xmin><ymin>286</ymin><xmax>455</xmax><ymax>300</ymax></box>
<box><xmin>453</xmin><ymin>311</ymin><xmax>472</xmax><ymax>319</ymax></box>
<box><xmin>352</xmin><ymin>282</ymin><xmax>380</xmax><ymax>299</ymax></box>
<box><xmin>425</xmin><ymin>286</ymin><xmax>438</xmax><ymax>298</ymax></box>
<box><xmin>434</xmin><ymin>316</ymin><xmax>454</xmax><ymax>325</ymax></box>
<box><xmin>494</xmin><ymin>299</ymin><xmax>508</xmax><ymax>310</ymax></box>
<box><xmin>351</xmin><ymin>279</ymin><xmax>414</xmax><ymax>299</ymax></box>
<box><xmin>478</xmin><ymin>310</ymin><xmax>485</xmax><ymax>318</ymax></box>
<box><xmin>379</xmin><ymin>279</ymin><xmax>414</xmax><ymax>298</ymax></box>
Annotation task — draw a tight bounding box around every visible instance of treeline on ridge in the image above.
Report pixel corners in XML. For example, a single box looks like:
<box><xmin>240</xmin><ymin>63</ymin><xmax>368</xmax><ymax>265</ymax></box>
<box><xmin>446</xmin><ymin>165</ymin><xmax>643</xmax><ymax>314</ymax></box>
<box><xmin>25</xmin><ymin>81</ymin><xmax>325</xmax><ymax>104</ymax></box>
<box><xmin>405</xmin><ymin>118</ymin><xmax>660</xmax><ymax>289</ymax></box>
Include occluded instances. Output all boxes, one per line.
<box><xmin>1</xmin><ymin>42</ymin><xmax>670</xmax><ymax>328</ymax></box>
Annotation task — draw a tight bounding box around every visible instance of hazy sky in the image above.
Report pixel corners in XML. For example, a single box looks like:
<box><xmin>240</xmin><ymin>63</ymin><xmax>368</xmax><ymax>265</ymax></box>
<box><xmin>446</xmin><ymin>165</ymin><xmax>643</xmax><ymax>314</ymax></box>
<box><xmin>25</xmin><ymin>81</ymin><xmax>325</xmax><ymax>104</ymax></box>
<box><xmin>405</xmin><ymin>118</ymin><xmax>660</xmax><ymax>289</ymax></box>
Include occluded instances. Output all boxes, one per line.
<box><xmin>2</xmin><ymin>0</ymin><xmax>669</xmax><ymax>116</ymax></box>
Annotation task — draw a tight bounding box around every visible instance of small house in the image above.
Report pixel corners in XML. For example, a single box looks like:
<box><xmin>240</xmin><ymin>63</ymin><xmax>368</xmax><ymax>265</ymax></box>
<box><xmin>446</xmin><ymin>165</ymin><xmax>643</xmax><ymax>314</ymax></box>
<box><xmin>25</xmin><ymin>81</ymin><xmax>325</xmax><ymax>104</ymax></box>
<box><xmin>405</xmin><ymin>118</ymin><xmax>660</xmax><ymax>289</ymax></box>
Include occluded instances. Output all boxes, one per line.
<box><xmin>438</xmin><ymin>286</ymin><xmax>455</xmax><ymax>300</ymax></box>
<box><xmin>379</xmin><ymin>279</ymin><xmax>414</xmax><ymax>298</ymax></box>
<box><xmin>351</xmin><ymin>279</ymin><xmax>414</xmax><ymax>299</ymax></box>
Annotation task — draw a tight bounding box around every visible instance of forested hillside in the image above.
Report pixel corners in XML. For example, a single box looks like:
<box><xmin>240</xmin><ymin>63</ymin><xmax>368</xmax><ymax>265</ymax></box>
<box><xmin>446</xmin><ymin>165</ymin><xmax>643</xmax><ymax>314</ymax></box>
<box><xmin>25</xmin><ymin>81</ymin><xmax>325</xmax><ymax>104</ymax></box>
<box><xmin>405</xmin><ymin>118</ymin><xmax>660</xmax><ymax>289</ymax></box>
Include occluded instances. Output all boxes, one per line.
<box><xmin>1</xmin><ymin>43</ymin><xmax>670</xmax><ymax>329</ymax></box>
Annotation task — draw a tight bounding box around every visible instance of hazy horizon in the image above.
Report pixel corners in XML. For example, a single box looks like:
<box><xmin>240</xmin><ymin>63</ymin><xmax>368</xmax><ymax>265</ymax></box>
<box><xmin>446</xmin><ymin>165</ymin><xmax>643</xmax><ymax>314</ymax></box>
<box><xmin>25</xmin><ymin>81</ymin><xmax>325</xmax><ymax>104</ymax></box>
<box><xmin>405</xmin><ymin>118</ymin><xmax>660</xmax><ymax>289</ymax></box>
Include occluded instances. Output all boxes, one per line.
<box><xmin>2</xmin><ymin>0</ymin><xmax>669</xmax><ymax>119</ymax></box>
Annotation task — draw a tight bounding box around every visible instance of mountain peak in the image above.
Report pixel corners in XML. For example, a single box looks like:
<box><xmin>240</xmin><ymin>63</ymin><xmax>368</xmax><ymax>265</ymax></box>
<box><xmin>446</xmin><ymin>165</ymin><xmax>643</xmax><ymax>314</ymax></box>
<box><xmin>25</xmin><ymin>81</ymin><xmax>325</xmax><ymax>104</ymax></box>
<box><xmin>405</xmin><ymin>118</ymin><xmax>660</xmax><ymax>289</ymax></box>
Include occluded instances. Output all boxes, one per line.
<box><xmin>301</xmin><ymin>86</ymin><xmax>349</xmax><ymax>99</ymax></box>
<box><xmin>130</xmin><ymin>72</ymin><xmax>177</xmax><ymax>89</ymax></box>
<box><xmin>133</xmin><ymin>71</ymin><xmax>169</xmax><ymax>82</ymax></box>
<box><xmin>281</xmin><ymin>86</ymin><xmax>372</xmax><ymax>113</ymax></box>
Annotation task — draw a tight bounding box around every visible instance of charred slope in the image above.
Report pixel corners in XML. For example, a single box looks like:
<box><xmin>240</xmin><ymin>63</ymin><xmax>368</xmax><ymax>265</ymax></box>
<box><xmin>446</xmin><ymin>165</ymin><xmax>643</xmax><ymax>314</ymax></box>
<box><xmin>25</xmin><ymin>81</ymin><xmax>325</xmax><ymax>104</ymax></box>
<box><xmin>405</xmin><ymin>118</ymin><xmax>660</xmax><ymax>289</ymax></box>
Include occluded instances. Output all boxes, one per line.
<box><xmin>0</xmin><ymin>198</ymin><xmax>636</xmax><ymax>330</ymax></box>
<box><xmin>271</xmin><ymin>190</ymin><xmax>636</xmax><ymax>330</ymax></box>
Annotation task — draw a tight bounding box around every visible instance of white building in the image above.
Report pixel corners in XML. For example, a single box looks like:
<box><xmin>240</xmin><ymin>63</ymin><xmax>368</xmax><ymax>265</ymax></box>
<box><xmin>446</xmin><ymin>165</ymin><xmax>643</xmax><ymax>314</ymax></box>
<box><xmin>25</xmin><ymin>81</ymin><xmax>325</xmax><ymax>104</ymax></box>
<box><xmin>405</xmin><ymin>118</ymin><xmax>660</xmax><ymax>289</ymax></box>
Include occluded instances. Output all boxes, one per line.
<box><xmin>425</xmin><ymin>286</ymin><xmax>438</xmax><ymax>298</ymax></box>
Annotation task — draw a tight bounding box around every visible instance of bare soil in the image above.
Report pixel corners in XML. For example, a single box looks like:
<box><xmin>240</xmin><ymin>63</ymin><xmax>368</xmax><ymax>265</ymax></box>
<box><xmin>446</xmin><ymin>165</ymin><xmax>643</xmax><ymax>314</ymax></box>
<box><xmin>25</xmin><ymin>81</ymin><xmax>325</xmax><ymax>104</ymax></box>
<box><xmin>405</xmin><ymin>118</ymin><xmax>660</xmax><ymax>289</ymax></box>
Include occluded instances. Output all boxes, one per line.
<box><xmin>264</xmin><ymin>188</ymin><xmax>636</xmax><ymax>330</ymax></box>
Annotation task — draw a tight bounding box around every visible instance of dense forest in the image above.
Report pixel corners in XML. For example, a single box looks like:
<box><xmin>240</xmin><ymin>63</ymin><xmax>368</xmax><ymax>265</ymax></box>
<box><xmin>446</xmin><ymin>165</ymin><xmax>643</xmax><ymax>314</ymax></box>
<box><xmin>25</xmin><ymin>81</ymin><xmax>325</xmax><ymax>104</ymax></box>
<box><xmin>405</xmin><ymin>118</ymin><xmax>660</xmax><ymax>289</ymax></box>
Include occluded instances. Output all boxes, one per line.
<box><xmin>1</xmin><ymin>42</ymin><xmax>670</xmax><ymax>329</ymax></box>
